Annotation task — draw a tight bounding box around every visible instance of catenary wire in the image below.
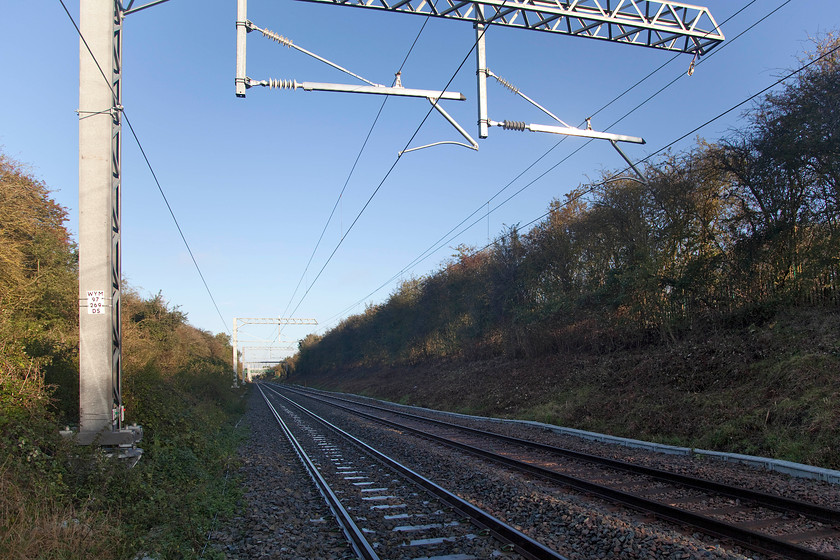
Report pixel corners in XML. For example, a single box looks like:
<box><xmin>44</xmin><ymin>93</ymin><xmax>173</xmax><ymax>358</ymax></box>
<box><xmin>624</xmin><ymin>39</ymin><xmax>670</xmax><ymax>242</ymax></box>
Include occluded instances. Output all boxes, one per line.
<box><xmin>316</xmin><ymin>1</ymin><xmax>813</xmax><ymax>332</ymax></box>
<box><xmin>55</xmin><ymin>0</ymin><xmax>784</xmax><ymax>341</ymax></box>
<box><xmin>278</xmin><ymin>16</ymin><xmax>433</xmax><ymax>329</ymax></box>
<box><xmin>315</xmin><ymin>1</ymin><xmax>775</xmax><ymax>329</ymax></box>
<box><xmin>420</xmin><ymin>0</ymin><xmax>775</xmax><ymax>273</ymax></box>
<box><xmin>58</xmin><ymin>0</ymin><xmax>231</xmax><ymax>336</ymax></box>
<box><xmin>498</xmin><ymin>39</ymin><xmax>840</xmax><ymax>254</ymax></box>
<box><xmin>596</xmin><ymin>0</ymin><xmax>793</xmax><ymax>136</ymax></box>
<box><xmin>284</xmin><ymin>16</ymin><xmax>499</xmax><ymax>322</ymax></box>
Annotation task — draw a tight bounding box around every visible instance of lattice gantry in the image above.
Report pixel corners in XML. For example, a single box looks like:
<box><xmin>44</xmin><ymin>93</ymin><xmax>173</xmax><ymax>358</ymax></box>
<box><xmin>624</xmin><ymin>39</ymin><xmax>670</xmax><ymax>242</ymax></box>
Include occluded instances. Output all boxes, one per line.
<box><xmin>296</xmin><ymin>0</ymin><xmax>724</xmax><ymax>55</ymax></box>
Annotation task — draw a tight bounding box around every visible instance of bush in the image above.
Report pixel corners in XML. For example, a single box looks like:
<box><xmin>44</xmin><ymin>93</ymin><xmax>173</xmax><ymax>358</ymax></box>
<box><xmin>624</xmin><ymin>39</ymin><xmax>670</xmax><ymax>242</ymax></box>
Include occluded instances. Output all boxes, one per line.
<box><xmin>1</xmin><ymin>149</ymin><xmax>245</xmax><ymax>559</ymax></box>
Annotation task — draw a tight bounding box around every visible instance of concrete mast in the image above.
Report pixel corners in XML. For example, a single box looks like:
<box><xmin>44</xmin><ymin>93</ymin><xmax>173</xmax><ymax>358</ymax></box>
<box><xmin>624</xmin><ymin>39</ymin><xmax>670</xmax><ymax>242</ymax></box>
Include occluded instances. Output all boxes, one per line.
<box><xmin>78</xmin><ymin>0</ymin><xmax>138</xmax><ymax>446</ymax></box>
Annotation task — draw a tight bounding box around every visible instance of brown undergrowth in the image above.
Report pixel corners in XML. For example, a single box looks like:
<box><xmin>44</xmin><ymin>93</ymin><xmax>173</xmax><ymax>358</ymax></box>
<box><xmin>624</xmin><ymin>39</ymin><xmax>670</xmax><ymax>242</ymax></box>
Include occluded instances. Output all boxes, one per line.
<box><xmin>0</xmin><ymin>466</ymin><xmax>119</xmax><ymax>559</ymax></box>
<box><xmin>292</xmin><ymin>306</ymin><xmax>840</xmax><ymax>470</ymax></box>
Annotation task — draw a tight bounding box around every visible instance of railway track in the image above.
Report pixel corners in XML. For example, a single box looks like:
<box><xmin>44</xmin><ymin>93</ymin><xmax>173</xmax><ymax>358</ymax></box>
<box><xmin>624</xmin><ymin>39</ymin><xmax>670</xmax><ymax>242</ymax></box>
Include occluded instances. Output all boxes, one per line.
<box><xmin>274</xmin><ymin>384</ymin><xmax>840</xmax><ymax>560</ymax></box>
<box><xmin>257</xmin><ymin>383</ymin><xmax>570</xmax><ymax>559</ymax></box>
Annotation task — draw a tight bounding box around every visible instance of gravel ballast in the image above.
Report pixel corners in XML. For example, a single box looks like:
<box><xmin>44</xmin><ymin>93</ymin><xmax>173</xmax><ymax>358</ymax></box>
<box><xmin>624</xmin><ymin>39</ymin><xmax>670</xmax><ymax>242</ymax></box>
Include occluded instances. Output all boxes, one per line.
<box><xmin>211</xmin><ymin>386</ymin><xmax>838</xmax><ymax>559</ymax></box>
<box><xmin>209</xmin><ymin>389</ymin><xmax>355</xmax><ymax>560</ymax></box>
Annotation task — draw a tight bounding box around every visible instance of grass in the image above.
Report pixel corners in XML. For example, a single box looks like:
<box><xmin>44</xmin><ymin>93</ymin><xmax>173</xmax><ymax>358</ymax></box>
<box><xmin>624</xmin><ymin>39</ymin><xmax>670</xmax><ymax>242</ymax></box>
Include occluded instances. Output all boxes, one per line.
<box><xmin>0</xmin><ymin>362</ymin><xmax>247</xmax><ymax>560</ymax></box>
<box><xmin>0</xmin><ymin>462</ymin><xmax>120</xmax><ymax>559</ymax></box>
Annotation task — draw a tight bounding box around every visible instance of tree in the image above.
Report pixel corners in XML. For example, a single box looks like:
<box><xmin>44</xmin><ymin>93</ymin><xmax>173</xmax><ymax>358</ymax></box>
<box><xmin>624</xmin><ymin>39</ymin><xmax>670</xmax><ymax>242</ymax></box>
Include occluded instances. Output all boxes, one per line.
<box><xmin>712</xmin><ymin>33</ymin><xmax>840</xmax><ymax>298</ymax></box>
<box><xmin>0</xmin><ymin>153</ymin><xmax>77</xmax><ymax>320</ymax></box>
<box><xmin>0</xmin><ymin>151</ymin><xmax>79</xmax><ymax>420</ymax></box>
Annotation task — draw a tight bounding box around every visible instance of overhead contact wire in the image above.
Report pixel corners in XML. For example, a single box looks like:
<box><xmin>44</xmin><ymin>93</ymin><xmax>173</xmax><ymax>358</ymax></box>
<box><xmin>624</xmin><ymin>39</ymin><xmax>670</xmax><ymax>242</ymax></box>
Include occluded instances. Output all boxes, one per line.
<box><xmin>286</xmin><ymin>14</ymin><xmax>495</xmax><ymax>321</ymax></box>
<box><xmin>327</xmin><ymin>1</ymin><xmax>767</xmax><ymax>323</ymax></box>
<box><xmin>316</xmin><ymin>1</ymin><xmax>799</xmax><ymax>331</ymax></box>
<box><xmin>278</xmin><ymin>16</ymin><xmax>433</xmax><ymax>337</ymax></box>
<box><xmin>498</xmin><ymin>37</ymin><xmax>840</xmax><ymax>258</ymax></box>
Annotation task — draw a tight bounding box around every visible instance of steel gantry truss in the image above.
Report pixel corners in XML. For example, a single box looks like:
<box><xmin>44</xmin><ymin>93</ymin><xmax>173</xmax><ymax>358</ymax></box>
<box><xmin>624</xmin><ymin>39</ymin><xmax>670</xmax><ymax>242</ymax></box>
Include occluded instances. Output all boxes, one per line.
<box><xmin>231</xmin><ymin>317</ymin><xmax>317</xmax><ymax>385</ymax></box>
<box><xmin>239</xmin><ymin>344</ymin><xmax>297</xmax><ymax>381</ymax></box>
<box><xmin>242</xmin><ymin>360</ymin><xmax>286</xmax><ymax>380</ymax></box>
<box><xmin>236</xmin><ymin>0</ymin><xmax>723</xmax><ymax>164</ymax></box>
<box><xmin>240</xmin><ymin>345</ymin><xmax>298</xmax><ymax>353</ymax></box>
<box><xmin>295</xmin><ymin>0</ymin><xmax>725</xmax><ymax>55</ymax></box>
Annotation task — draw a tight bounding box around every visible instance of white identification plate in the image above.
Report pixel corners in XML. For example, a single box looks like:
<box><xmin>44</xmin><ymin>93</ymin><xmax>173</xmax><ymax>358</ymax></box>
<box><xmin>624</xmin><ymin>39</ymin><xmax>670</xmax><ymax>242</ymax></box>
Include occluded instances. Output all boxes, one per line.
<box><xmin>87</xmin><ymin>290</ymin><xmax>106</xmax><ymax>314</ymax></box>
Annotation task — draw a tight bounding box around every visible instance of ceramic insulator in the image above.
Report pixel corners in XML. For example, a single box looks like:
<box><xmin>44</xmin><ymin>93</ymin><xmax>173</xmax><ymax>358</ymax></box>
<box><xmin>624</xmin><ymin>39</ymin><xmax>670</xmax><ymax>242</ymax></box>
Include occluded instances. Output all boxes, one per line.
<box><xmin>502</xmin><ymin>120</ymin><xmax>527</xmax><ymax>131</ymax></box>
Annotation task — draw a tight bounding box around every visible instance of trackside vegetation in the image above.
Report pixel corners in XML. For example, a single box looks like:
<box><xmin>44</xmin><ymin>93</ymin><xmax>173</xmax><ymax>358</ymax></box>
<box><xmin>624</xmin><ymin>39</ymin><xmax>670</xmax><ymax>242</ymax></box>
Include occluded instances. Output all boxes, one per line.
<box><xmin>1</xmin><ymin>154</ymin><xmax>245</xmax><ymax>558</ymax></box>
<box><xmin>291</xmin><ymin>35</ymin><xmax>840</xmax><ymax>469</ymax></box>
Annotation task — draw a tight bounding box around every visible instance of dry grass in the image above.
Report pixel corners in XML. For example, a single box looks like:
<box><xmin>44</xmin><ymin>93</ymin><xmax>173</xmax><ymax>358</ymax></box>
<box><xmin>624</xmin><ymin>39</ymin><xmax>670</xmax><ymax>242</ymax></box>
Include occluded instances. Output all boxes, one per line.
<box><xmin>0</xmin><ymin>464</ymin><xmax>120</xmax><ymax>560</ymax></box>
<box><xmin>296</xmin><ymin>306</ymin><xmax>840</xmax><ymax>469</ymax></box>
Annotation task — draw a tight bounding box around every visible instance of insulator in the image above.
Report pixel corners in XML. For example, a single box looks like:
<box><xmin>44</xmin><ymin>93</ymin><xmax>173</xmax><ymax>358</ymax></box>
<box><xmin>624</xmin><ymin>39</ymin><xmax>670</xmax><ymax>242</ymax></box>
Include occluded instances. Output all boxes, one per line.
<box><xmin>687</xmin><ymin>52</ymin><xmax>698</xmax><ymax>76</ymax></box>
<box><xmin>266</xmin><ymin>78</ymin><xmax>299</xmax><ymax>90</ymax></box>
<box><xmin>495</xmin><ymin>75</ymin><xmax>519</xmax><ymax>94</ymax></box>
<box><xmin>502</xmin><ymin>120</ymin><xmax>527</xmax><ymax>132</ymax></box>
<box><xmin>261</xmin><ymin>27</ymin><xmax>293</xmax><ymax>47</ymax></box>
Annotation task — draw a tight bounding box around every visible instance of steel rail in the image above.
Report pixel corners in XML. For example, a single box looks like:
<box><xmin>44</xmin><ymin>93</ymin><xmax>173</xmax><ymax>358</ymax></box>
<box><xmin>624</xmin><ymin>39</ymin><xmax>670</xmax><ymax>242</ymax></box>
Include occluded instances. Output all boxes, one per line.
<box><xmin>262</xmin><ymin>384</ymin><xmax>569</xmax><ymax>560</ymax></box>
<box><xmin>285</xmin><ymin>385</ymin><xmax>840</xmax><ymax>525</ymax></box>
<box><xmin>255</xmin><ymin>384</ymin><xmax>380</xmax><ymax>560</ymax></box>
<box><xmin>277</xmin><ymin>384</ymin><xmax>839</xmax><ymax>560</ymax></box>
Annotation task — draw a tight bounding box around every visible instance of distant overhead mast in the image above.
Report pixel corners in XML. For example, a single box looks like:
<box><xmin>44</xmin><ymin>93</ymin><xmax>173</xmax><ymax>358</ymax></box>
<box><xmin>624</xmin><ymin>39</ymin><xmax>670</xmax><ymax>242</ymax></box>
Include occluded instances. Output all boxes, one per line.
<box><xmin>235</xmin><ymin>0</ymin><xmax>723</xmax><ymax>169</ymax></box>
<box><xmin>231</xmin><ymin>316</ymin><xmax>317</xmax><ymax>386</ymax></box>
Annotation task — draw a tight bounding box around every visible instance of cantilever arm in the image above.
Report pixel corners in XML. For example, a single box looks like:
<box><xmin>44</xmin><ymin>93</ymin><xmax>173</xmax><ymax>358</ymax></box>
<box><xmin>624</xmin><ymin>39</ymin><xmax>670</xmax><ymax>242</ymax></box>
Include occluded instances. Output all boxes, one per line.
<box><xmin>249</xmin><ymin>78</ymin><xmax>466</xmax><ymax>101</ymax></box>
<box><xmin>491</xmin><ymin>120</ymin><xmax>645</xmax><ymax>144</ymax></box>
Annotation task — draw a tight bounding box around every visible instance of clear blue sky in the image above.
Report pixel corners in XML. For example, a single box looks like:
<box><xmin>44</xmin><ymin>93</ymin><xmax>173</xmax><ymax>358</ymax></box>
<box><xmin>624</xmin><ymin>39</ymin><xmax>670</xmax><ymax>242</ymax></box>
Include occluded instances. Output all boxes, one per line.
<box><xmin>2</xmin><ymin>1</ymin><xmax>838</xmax><ymax>361</ymax></box>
